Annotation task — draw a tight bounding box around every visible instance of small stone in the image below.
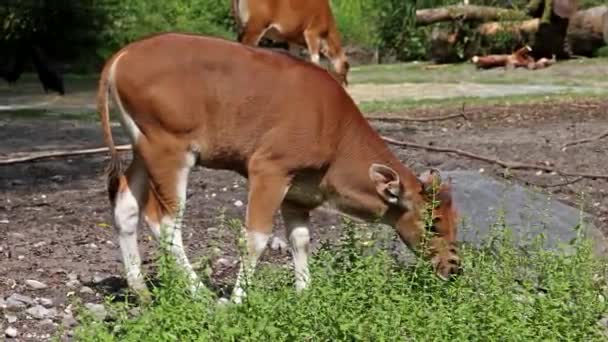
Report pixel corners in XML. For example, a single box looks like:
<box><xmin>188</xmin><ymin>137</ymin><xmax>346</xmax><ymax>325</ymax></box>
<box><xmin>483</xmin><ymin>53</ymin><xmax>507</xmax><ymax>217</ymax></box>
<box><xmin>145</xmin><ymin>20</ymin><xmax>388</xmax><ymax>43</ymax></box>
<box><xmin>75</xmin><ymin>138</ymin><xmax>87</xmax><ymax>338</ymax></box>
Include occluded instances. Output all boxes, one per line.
<box><xmin>26</xmin><ymin>305</ymin><xmax>57</xmax><ymax>320</ymax></box>
<box><xmin>89</xmin><ymin>243</ymin><xmax>98</xmax><ymax>249</ymax></box>
<box><xmin>80</xmin><ymin>286</ymin><xmax>94</xmax><ymax>295</ymax></box>
<box><xmin>25</xmin><ymin>279</ymin><xmax>48</xmax><ymax>290</ymax></box>
<box><xmin>6</xmin><ymin>294</ymin><xmax>33</xmax><ymax>310</ymax></box>
<box><xmin>0</xmin><ymin>219</ymin><xmax>8</xmax><ymax>224</ymax></box>
<box><xmin>17</xmin><ymin>255</ymin><xmax>24</xmax><ymax>260</ymax></box>
<box><xmin>221</xmin><ymin>187</ymin><xmax>228</xmax><ymax>192</ymax></box>
<box><xmin>66</xmin><ymin>280</ymin><xmax>80</xmax><ymax>288</ymax></box>
<box><xmin>92</xmin><ymin>273</ymin><xmax>110</xmax><ymax>284</ymax></box>
<box><xmin>9</xmin><ymin>232</ymin><xmax>24</xmax><ymax>239</ymax></box>
<box><xmin>85</xmin><ymin>303</ymin><xmax>107</xmax><ymax>321</ymax></box>
<box><xmin>270</xmin><ymin>236</ymin><xmax>288</xmax><ymax>251</ymax></box>
<box><xmin>207</xmin><ymin>227</ymin><xmax>218</xmax><ymax>234</ymax></box>
<box><xmin>50</xmin><ymin>175</ymin><xmax>64</xmax><ymax>182</ymax></box>
<box><xmin>234</xmin><ymin>200</ymin><xmax>244</xmax><ymax>207</ymax></box>
<box><xmin>67</xmin><ymin>273</ymin><xmax>78</xmax><ymax>282</ymax></box>
<box><xmin>5</xmin><ymin>315</ymin><xmax>17</xmax><ymax>324</ymax></box>
<box><xmin>38</xmin><ymin>297</ymin><xmax>53</xmax><ymax>308</ymax></box>
<box><xmin>0</xmin><ymin>297</ymin><xmax>6</xmax><ymax>309</ymax></box>
<box><xmin>5</xmin><ymin>326</ymin><xmax>17</xmax><ymax>338</ymax></box>
<box><xmin>215</xmin><ymin>258</ymin><xmax>232</xmax><ymax>267</ymax></box>
<box><xmin>62</xmin><ymin>313</ymin><xmax>77</xmax><ymax>328</ymax></box>
<box><xmin>33</xmin><ymin>241</ymin><xmax>46</xmax><ymax>248</ymax></box>
<box><xmin>40</xmin><ymin>319</ymin><xmax>54</xmax><ymax>327</ymax></box>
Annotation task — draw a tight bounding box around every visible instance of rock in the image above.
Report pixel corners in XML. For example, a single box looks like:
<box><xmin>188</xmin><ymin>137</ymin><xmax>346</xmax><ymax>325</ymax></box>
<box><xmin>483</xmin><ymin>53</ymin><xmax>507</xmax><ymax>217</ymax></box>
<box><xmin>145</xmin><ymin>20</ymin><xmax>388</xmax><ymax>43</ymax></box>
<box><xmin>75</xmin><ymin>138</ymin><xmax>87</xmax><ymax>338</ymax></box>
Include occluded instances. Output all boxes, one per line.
<box><xmin>62</xmin><ymin>313</ymin><xmax>78</xmax><ymax>328</ymax></box>
<box><xmin>215</xmin><ymin>258</ymin><xmax>233</xmax><ymax>268</ymax></box>
<box><xmin>25</xmin><ymin>305</ymin><xmax>57</xmax><ymax>320</ymax></box>
<box><xmin>5</xmin><ymin>326</ymin><xmax>17</xmax><ymax>338</ymax></box>
<box><xmin>234</xmin><ymin>200</ymin><xmax>244</xmax><ymax>207</ymax></box>
<box><xmin>85</xmin><ymin>303</ymin><xmax>107</xmax><ymax>321</ymax></box>
<box><xmin>67</xmin><ymin>273</ymin><xmax>78</xmax><ymax>281</ymax></box>
<box><xmin>270</xmin><ymin>236</ymin><xmax>288</xmax><ymax>251</ymax></box>
<box><xmin>9</xmin><ymin>232</ymin><xmax>24</xmax><ymax>239</ymax></box>
<box><xmin>66</xmin><ymin>280</ymin><xmax>80</xmax><ymax>288</ymax></box>
<box><xmin>37</xmin><ymin>297</ymin><xmax>53</xmax><ymax>308</ymax></box>
<box><xmin>25</xmin><ymin>279</ymin><xmax>48</xmax><ymax>290</ymax></box>
<box><xmin>441</xmin><ymin>170</ymin><xmax>608</xmax><ymax>257</ymax></box>
<box><xmin>6</xmin><ymin>294</ymin><xmax>33</xmax><ymax>310</ymax></box>
<box><xmin>92</xmin><ymin>273</ymin><xmax>111</xmax><ymax>284</ymax></box>
<box><xmin>0</xmin><ymin>297</ymin><xmax>6</xmax><ymax>309</ymax></box>
<box><xmin>80</xmin><ymin>286</ymin><xmax>95</xmax><ymax>295</ymax></box>
<box><xmin>5</xmin><ymin>315</ymin><xmax>17</xmax><ymax>324</ymax></box>
<box><xmin>32</xmin><ymin>241</ymin><xmax>46</xmax><ymax>248</ymax></box>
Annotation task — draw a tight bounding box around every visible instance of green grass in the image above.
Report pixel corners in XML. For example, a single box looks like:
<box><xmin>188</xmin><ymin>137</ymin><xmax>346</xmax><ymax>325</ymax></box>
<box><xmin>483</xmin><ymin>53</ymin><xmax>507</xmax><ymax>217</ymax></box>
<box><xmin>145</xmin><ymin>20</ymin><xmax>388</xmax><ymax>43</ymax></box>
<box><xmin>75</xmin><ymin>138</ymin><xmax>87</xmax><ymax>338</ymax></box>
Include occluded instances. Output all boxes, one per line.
<box><xmin>72</xmin><ymin>218</ymin><xmax>607</xmax><ymax>341</ymax></box>
<box><xmin>349</xmin><ymin>58</ymin><xmax>608</xmax><ymax>86</ymax></box>
<box><xmin>359</xmin><ymin>92</ymin><xmax>608</xmax><ymax>113</ymax></box>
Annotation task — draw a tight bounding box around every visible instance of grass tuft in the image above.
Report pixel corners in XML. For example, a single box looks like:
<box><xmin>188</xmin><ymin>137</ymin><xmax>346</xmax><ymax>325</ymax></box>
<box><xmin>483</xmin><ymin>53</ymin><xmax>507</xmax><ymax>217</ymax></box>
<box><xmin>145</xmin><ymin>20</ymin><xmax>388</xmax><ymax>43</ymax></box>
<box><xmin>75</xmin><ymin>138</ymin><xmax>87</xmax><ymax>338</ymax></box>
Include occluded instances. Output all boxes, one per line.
<box><xmin>72</xmin><ymin>216</ymin><xmax>608</xmax><ymax>341</ymax></box>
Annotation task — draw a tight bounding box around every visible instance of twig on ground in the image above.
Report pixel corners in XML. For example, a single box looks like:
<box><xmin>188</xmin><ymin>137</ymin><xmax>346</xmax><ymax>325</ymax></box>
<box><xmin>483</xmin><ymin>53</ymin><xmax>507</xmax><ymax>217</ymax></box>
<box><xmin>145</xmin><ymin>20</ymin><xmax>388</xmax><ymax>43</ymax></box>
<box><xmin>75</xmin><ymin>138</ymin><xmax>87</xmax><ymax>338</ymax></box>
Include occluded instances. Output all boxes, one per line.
<box><xmin>381</xmin><ymin>136</ymin><xmax>608</xmax><ymax>180</ymax></box>
<box><xmin>562</xmin><ymin>128</ymin><xmax>608</xmax><ymax>149</ymax></box>
<box><xmin>569</xmin><ymin>103</ymin><xmax>600</xmax><ymax>110</ymax></box>
<box><xmin>512</xmin><ymin>175</ymin><xmax>584</xmax><ymax>188</ymax></box>
<box><xmin>369</xmin><ymin>112</ymin><xmax>467</xmax><ymax>123</ymax></box>
<box><xmin>0</xmin><ymin>144</ymin><xmax>132</xmax><ymax>165</ymax></box>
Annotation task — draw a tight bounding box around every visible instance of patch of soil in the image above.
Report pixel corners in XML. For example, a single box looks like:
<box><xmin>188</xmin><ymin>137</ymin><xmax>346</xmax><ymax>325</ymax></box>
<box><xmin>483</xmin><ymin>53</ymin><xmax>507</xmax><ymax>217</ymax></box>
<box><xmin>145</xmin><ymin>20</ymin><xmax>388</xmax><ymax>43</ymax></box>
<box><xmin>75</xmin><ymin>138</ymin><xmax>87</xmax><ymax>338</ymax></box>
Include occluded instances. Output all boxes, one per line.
<box><xmin>0</xmin><ymin>99</ymin><xmax>607</xmax><ymax>340</ymax></box>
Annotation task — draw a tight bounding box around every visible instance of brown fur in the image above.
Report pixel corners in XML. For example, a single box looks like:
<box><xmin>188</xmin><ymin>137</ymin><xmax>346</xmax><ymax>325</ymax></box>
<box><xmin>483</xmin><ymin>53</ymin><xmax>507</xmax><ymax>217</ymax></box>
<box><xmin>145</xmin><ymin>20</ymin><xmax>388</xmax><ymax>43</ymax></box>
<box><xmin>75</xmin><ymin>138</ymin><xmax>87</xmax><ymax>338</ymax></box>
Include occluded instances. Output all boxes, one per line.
<box><xmin>97</xmin><ymin>33</ymin><xmax>460</xmax><ymax>294</ymax></box>
<box><xmin>232</xmin><ymin>0</ymin><xmax>350</xmax><ymax>86</ymax></box>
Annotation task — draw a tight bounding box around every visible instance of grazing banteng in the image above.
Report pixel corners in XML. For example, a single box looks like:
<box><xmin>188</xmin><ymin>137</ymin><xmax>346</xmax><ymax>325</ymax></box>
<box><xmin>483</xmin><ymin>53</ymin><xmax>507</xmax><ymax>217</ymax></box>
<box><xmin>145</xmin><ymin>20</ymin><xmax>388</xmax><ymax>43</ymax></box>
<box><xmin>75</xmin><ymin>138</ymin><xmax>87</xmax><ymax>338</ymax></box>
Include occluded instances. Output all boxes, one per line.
<box><xmin>231</xmin><ymin>0</ymin><xmax>350</xmax><ymax>85</ymax></box>
<box><xmin>98</xmin><ymin>33</ymin><xmax>460</xmax><ymax>303</ymax></box>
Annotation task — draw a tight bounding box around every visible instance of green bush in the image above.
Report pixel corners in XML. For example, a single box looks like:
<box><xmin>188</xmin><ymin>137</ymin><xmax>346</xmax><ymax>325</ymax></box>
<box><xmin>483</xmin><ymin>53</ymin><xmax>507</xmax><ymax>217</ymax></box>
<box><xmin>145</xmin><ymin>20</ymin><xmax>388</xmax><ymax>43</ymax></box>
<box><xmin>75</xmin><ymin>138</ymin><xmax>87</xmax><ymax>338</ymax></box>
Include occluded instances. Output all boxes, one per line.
<box><xmin>74</xmin><ymin>217</ymin><xmax>608</xmax><ymax>341</ymax></box>
<box><xmin>97</xmin><ymin>0</ymin><xmax>235</xmax><ymax>60</ymax></box>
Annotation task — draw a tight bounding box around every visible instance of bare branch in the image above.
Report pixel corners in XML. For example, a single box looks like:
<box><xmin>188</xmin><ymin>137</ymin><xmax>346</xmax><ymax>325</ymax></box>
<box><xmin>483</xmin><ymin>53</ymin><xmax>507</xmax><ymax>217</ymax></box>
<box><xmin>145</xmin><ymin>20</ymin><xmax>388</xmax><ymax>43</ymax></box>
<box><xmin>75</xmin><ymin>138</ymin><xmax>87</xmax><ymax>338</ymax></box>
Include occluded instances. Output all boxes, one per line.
<box><xmin>382</xmin><ymin>136</ymin><xmax>608</xmax><ymax>180</ymax></box>
<box><xmin>0</xmin><ymin>144</ymin><xmax>132</xmax><ymax>165</ymax></box>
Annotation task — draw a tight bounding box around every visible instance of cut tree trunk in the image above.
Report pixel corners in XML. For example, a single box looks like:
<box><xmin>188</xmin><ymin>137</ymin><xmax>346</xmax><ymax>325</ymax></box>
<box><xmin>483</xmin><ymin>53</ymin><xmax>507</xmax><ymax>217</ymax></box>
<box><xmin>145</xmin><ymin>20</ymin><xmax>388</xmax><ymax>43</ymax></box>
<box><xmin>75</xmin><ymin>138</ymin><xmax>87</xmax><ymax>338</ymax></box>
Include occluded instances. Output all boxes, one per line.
<box><xmin>567</xmin><ymin>6</ymin><xmax>608</xmax><ymax>56</ymax></box>
<box><xmin>415</xmin><ymin>5</ymin><xmax>527</xmax><ymax>26</ymax></box>
<box><xmin>429</xmin><ymin>6</ymin><xmax>606</xmax><ymax>62</ymax></box>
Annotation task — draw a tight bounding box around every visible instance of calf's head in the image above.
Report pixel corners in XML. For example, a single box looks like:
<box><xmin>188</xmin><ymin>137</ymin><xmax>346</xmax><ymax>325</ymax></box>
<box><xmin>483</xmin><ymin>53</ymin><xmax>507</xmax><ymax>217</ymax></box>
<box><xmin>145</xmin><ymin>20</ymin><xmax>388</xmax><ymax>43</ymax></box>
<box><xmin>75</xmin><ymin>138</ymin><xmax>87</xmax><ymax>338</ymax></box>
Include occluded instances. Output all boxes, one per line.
<box><xmin>369</xmin><ymin>165</ymin><xmax>460</xmax><ymax>280</ymax></box>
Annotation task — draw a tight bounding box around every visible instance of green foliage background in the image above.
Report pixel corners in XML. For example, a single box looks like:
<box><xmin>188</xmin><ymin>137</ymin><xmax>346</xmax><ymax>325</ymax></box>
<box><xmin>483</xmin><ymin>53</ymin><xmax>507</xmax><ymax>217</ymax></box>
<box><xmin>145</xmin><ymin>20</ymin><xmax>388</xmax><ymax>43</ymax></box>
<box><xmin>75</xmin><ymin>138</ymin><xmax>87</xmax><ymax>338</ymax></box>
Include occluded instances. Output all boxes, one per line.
<box><xmin>1</xmin><ymin>0</ymin><xmax>606</xmax><ymax>71</ymax></box>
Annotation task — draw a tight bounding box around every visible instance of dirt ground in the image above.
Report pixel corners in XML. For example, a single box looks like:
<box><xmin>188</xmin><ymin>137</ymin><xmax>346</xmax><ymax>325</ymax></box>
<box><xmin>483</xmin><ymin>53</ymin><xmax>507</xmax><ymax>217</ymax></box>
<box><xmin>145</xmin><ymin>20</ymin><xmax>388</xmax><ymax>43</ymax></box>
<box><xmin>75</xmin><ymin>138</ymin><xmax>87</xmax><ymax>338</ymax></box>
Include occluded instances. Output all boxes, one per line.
<box><xmin>1</xmin><ymin>94</ymin><xmax>608</xmax><ymax>340</ymax></box>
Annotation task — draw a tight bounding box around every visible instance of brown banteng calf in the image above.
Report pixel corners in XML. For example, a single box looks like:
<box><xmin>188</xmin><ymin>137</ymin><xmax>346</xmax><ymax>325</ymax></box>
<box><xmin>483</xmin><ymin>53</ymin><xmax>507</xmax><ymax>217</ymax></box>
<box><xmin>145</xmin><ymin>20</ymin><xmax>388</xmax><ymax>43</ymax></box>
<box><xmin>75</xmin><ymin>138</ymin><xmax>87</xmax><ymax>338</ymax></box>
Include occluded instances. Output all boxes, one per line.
<box><xmin>97</xmin><ymin>32</ymin><xmax>460</xmax><ymax>304</ymax></box>
<box><xmin>231</xmin><ymin>0</ymin><xmax>350</xmax><ymax>86</ymax></box>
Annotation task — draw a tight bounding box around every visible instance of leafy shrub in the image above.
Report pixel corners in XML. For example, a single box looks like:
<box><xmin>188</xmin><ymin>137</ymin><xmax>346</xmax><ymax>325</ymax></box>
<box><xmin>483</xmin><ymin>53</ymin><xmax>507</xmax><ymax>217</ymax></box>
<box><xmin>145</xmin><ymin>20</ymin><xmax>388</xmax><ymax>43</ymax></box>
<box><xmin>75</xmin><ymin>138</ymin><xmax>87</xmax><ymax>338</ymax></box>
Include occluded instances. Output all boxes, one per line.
<box><xmin>74</xmin><ymin>216</ymin><xmax>608</xmax><ymax>341</ymax></box>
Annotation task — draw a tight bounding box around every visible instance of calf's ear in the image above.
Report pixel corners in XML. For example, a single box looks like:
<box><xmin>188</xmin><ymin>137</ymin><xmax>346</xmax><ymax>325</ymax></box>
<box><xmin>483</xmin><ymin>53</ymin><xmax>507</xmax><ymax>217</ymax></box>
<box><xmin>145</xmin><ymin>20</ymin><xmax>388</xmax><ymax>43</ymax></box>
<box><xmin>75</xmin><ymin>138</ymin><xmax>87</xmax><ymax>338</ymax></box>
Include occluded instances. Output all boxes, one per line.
<box><xmin>369</xmin><ymin>163</ymin><xmax>401</xmax><ymax>204</ymax></box>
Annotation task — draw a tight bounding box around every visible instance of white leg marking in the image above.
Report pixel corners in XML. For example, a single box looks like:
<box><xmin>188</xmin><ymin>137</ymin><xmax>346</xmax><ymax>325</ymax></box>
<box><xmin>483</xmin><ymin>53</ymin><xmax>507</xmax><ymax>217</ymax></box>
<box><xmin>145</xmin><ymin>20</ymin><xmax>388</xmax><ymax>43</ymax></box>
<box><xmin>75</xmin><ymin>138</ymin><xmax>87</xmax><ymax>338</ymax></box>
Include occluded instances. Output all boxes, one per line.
<box><xmin>114</xmin><ymin>165</ymin><xmax>147</xmax><ymax>292</ymax></box>
<box><xmin>311</xmin><ymin>53</ymin><xmax>321</xmax><ymax>65</ymax></box>
<box><xmin>289</xmin><ymin>227</ymin><xmax>311</xmax><ymax>291</ymax></box>
<box><xmin>237</xmin><ymin>0</ymin><xmax>250</xmax><ymax>25</ymax></box>
<box><xmin>282</xmin><ymin>206</ymin><xmax>311</xmax><ymax>292</ymax></box>
<box><xmin>231</xmin><ymin>230</ymin><xmax>271</xmax><ymax>304</ymax></box>
<box><xmin>145</xmin><ymin>163</ymin><xmax>204</xmax><ymax>293</ymax></box>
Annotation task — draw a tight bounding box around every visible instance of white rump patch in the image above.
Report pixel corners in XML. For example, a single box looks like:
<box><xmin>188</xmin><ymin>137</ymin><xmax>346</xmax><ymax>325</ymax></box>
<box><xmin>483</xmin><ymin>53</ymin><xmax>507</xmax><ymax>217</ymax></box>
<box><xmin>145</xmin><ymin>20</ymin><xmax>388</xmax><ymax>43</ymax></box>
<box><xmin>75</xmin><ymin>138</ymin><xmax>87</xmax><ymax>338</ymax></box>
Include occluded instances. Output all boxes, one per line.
<box><xmin>109</xmin><ymin>51</ymin><xmax>142</xmax><ymax>144</ymax></box>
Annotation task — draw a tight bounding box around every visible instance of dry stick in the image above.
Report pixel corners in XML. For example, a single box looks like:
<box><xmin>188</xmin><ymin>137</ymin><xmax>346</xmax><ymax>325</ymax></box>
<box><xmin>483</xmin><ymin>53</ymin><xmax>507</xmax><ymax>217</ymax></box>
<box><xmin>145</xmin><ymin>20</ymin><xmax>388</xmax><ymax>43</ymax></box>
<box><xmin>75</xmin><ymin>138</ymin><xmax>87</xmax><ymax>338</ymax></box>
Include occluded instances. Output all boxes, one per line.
<box><xmin>562</xmin><ymin>128</ymin><xmax>608</xmax><ymax>149</ymax></box>
<box><xmin>368</xmin><ymin>103</ymin><xmax>468</xmax><ymax>123</ymax></box>
<box><xmin>381</xmin><ymin>136</ymin><xmax>608</xmax><ymax>180</ymax></box>
<box><xmin>368</xmin><ymin>112</ymin><xmax>467</xmax><ymax>123</ymax></box>
<box><xmin>0</xmin><ymin>144</ymin><xmax>132</xmax><ymax>165</ymax></box>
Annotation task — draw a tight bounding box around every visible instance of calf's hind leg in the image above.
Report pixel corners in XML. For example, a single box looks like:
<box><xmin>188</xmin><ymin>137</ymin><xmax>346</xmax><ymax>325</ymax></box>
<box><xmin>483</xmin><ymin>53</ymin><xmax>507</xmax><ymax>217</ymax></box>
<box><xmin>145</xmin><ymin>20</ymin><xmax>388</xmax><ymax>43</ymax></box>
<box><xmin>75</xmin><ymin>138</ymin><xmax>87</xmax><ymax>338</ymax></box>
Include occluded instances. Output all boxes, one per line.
<box><xmin>141</xmin><ymin>151</ymin><xmax>206</xmax><ymax>294</ymax></box>
<box><xmin>110</xmin><ymin>155</ymin><xmax>151</xmax><ymax>301</ymax></box>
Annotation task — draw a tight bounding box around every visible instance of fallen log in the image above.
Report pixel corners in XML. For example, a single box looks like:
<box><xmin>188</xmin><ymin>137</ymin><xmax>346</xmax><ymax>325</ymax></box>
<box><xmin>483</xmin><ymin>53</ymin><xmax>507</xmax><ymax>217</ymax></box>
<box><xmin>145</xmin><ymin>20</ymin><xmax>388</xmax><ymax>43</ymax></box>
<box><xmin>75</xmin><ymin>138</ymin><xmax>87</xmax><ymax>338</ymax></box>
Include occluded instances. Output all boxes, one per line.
<box><xmin>415</xmin><ymin>5</ymin><xmax>527</xmax><ymax>26</ymax></box>
<box><xmin>429</xmin><ymin>6</ymin><xmax>607</xmax><ymax>62</ymax></box>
